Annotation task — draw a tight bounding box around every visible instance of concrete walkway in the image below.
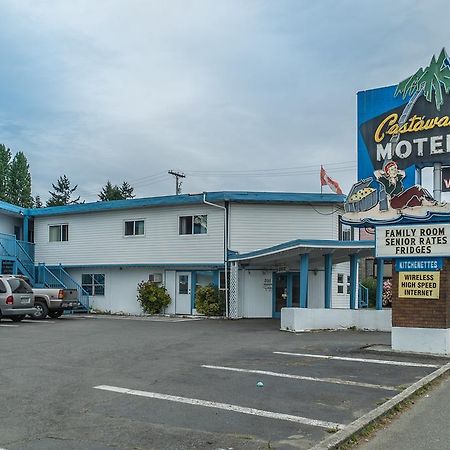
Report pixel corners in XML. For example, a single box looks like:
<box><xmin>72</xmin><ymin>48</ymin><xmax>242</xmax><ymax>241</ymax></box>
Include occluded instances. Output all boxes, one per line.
<box><xmin>360</xmin><ymin>376</ymin><xmax>450</xmax><ymax>450</ymax></box>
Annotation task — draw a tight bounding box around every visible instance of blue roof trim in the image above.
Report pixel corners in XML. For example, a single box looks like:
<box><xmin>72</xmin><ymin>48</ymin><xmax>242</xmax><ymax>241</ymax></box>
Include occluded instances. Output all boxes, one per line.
<box><xmin>48</xmin><ymin>262</ymin><xmax>225</xmax><ymax>269</ymax></box>
<box><xmin>0</xmin><ymin>200</ymin><xmax>25</xmax><ymax>216</ymax></box>
<box><xmin>26</xmin><ymin>191</ymin><xmax>345</xmax><ymax>217</ymax></box>
<box><xmin>229</xmin><ymin>239</ymin><xmax>375</xmax><ymax>261</ymax></box>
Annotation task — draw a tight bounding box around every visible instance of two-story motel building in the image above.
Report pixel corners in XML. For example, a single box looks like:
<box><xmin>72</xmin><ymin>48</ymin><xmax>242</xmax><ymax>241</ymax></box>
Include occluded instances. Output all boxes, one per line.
<box><xmin>0</xmin><ymin>191</ymin><xmax>374</xmax><ymax>318</ymax></box>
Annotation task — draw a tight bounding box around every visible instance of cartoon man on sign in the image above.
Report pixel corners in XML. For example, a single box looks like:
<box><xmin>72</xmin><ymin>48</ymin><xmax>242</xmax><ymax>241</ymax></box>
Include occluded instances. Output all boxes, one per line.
<box><xmin>374</xmin><ymin>161</ymin><xmax>438</xmax><ymax>210</ymax></box>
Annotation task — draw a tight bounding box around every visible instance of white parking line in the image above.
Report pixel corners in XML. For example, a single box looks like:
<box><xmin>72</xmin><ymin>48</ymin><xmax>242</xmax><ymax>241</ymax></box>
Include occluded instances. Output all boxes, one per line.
<box><xmin>0</xmin><ymin>324</ymin><xmax>19</xmax><ymax>327</ymax></box>
<box><xmin>201</xmin><ymin>365</ymin><xmax>398</xmax><ymax>391</ymax></box>
<box><xmin>273</xmin><ymin>352</ymin><xmax>441</xmax><ymax>368</ymax></box>
<box><xmin>94</xmin><ymin>384</ymin><xmax>344</xmax><ymax>430</ymax></box>
<box><xmin>21</xmin><ymin>320</ymin><xmax>56</xmax><ymax>324</ymax></box>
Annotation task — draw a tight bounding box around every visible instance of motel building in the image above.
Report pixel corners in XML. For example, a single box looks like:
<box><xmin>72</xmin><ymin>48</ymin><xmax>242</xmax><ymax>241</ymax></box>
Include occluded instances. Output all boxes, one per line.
<box><xmin>0</xmin><ymin>191</ymin><xmax>380</xmax><ymax>324</ymax></box>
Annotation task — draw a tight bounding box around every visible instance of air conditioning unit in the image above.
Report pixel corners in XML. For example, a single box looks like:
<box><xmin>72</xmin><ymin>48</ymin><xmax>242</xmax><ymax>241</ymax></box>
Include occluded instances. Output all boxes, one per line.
<box><xmin>149</xmin><ymin>273</ymin><xmax>163</xmax><ymax>283</ymax></box>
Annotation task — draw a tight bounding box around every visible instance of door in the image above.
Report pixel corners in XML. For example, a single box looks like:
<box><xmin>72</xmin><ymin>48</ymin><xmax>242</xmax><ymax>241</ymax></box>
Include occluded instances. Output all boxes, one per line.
<box><xmin>273</xmin><ymin>273</ymin><xmax>288</xmax><ymax>318</ymax></box>
<box><xmin>176</xmin><ymin>272</ymin><xmax>191</xmax><ymax>314</ymax></box>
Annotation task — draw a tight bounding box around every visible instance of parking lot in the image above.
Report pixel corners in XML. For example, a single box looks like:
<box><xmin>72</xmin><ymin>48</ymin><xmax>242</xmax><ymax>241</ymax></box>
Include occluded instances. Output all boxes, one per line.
<box><xmin>0</xmin><ymin>316</ymin><xmax>448</xmax><ymax>450</ymax></box>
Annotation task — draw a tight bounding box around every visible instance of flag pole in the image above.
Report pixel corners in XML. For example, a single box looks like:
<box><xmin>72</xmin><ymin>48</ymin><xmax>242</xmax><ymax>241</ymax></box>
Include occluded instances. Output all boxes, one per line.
<box><xmin>320</xmin><ymin>166</ymin><xmax>323</xmax><ymax>194</ymax></box>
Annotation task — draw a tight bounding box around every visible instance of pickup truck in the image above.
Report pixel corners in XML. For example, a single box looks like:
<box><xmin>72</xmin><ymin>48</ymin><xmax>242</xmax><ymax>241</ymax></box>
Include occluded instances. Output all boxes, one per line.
<box><xmin>30</xmin><ymin>288</ymin><xmax>80</xmax><ymax>319</ymax></box>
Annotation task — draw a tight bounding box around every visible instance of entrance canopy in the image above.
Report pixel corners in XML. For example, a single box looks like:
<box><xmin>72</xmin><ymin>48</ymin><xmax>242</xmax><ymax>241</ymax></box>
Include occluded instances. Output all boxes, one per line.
<box><xmin>228</xmin><ymin>239</ymin><xmax>375</xmax><ymax>269</ymax></box>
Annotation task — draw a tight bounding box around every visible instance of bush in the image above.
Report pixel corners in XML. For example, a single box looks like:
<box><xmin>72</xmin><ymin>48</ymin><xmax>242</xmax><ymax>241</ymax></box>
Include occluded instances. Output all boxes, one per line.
<box><xmin>195</xmin><ymin>284</ymin><xmax>225</xmax><ymax>316</ymax></box>
<box><xmin>137</xmin><ymin>281</ymin><xmax>171</xmax><ymax>314</ymax></box>
<box><xmin>361</xmin><ymin>277</ymin><xmax>377</xmax><ymax>308</ymax></box>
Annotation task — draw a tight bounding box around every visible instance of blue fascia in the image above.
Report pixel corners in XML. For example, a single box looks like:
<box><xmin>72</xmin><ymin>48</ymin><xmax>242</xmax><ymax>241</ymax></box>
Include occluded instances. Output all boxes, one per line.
<box><xmin>23</xmin><ymin>191</ymin><xmax>345</xmax><ymax>218</ymax></box>
<box><xmin>229</xmin><ymin>239</ymin><xmax>375</xmax><ymax>261</ymax></box>
<box><xmin>48</xmin><ymin>262</ymin><xmax>225</xmax><ymax>269</ymax></box>
<box><xmin>0</xmin><ymin>200</ymin><xmax>26</xmax><ymax>216</ymax></box>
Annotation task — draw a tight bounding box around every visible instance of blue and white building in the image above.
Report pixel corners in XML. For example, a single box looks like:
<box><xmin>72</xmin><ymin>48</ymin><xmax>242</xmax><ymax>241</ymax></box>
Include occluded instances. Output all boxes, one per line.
<box><xmin>0</xmin><ymin>191</ymin><xmax>375</xmax><ymax>318</ymax></box>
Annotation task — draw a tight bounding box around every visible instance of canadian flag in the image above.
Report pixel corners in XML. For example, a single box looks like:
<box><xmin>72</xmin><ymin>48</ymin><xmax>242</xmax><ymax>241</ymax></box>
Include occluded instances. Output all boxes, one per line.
<box><xmin>320</xmin><ymin>166</ymin><xmax>343</xmax><ymax>195</ymax></box>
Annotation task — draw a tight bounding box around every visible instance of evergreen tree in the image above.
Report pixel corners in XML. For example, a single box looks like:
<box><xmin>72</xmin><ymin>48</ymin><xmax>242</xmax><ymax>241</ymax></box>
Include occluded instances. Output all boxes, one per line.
<box><xmin>47</xmin><ymin>175</ymin><xmax>81</xmax><ymax>206</ymax></box>
<box><xmin>98</xmin><ymin>180</ymin><xmax>135</xmax><ymax>201</ymax></box>
<box><xmin>34</xmin><ymin>195</ymin><xmax>43</xmax><ymax>208</ymax></box>
<box><xmin>98</xmin><ymin>181</ymin><xmax>123</xmax><ymax>201</ymax></box>
<box><xmin>0</xmin><ymin>144</ymin><xmax>11</xmax><ymax>202</ymax></box>
<box><xmin>120</xmin><ymin>181</ymin><xmax>135</xmax><ymax>199</ymax></box>
<box><xmin>7</xmin><ymin>151</ymin><xmax>33</xmax><ymax>207</ymax></box>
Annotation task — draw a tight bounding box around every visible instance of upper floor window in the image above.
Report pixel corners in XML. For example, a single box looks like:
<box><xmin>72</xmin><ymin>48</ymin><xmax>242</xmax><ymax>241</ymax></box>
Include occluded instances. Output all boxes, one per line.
<box><xmin>49</xmin><ymin>224</ymin><xmax>68</xmax><ymax>242</ymax></box>
<box><xmin>338</xmin><ymin>215</ymin><xmax>354</xmax><ymax>241</ymax></box>
<box><xmin>179</xmin><ymin>215</ymin><xmax>207</xmax><ymax>235</ymax></box>
<box><xmin>124</xmin><ymin>219</ymin><xmax>145</xmax><ymax>236</ymax></box>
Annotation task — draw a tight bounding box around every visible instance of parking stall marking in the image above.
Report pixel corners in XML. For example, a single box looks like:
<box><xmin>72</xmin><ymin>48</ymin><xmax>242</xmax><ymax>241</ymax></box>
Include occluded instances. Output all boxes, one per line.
<box><xmin>0</xmin><ymin>324</ymin><xmax>19</xmax><ymax>327</ymax></box>
<box><xmin>94</xmin><ymin>384</ymin><xmax>345</xmax><ymax>430</ymax></box>
<box><xmin>21</xmin><ymin>320</ymin><xmax>56</xmax><ymax>324</ymax></box>
<box><xmin>201</xmin><ymin>365</ymin><xmax>398</xmax><ymax>391</ymax></box>
<box><xmin>273</xmin><ymin>352</ymin><xmax>441</xmax><ymax>368</ymax></box>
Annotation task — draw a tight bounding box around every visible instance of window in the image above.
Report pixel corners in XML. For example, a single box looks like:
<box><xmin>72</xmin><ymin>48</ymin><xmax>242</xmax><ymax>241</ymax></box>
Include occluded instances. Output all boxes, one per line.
<box><xmin>7</xmin><ymin>278</ymin><xmax>33</xmax><ymax>294</ymax></box>
<box><xmin>346</xmin><ymin>275</ymin><xmax>351</xmax><ymax>294</ymax></box>
<box><xmin>337</xmin><ymin>273</ymin><xmax>344</xmax><ymax>294</ymax></box>
<box><xmin>179</xmin><ymin>215</ymin><xmax>207</xmax><ymax>235</ymax></box>
<box><xmin>124</xmin><ymin>220</ymin><xmax>144</xmax><ymax>236</ymax></box>
<box><xmin>82</xmin><ymin>274</ymin><xmax>105</xmax><ymax>296</ymax></box>
<box><xmin>49</xmin><ymin>224</ymin><xmax>68</xmax><ymax>242</ymax></box>
<box><xmin>0</xmin><ymin>281</ymin><xmax>6</xmax><ymax>294</ymax></box>
<box><xmin>338</xmin><ymin>215</ymin><xmax>354</xmax><ymax>241</ymax></box>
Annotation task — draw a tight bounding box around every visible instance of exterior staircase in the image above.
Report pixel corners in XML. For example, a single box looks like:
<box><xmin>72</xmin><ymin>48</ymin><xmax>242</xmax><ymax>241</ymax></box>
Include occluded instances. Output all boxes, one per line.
<box><xmin>0</xmin><ymin>232</ymin><xmax>89</xmax><ymax>311</ymax></box>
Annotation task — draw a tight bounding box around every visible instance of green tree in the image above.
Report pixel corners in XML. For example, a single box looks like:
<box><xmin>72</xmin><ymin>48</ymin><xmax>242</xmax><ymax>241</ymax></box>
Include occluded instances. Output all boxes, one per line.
<box><xmin>98</xmin><ymin>181</ymin><xmax>123</xmax><ymax>201</ymax></box>
<box><xmin>120</xmin><ymin>181</ymin><xmax>135</xmax><ymax>199</ymax></box>
<box><xmin>7</xmin><ymin>151</ymin><xmax>33</xmax><ymax>207</ymax></box>
<box><xmin>34</xmin><ymin>195</ymin><xmax>43</xmax><ymax>208</ymax></box>
<box><xmin>0</xmin><ymin>144</ymin><xmax>11</xmax><ymax>202</ymax></box>
<box><xmin>47</xmin><ymin>175</ymin><xmax>81</xmax><ymax>206</ymax></box>
<box><xmin>98</xmin><ymin>180</ymin><xmax>135</xmax><ymax>201</ymax></box>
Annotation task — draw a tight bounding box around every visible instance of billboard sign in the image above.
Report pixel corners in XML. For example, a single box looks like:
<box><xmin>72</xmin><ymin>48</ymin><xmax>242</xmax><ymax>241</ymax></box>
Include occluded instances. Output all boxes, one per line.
<box><xmin>343</xmin><ymin>49</ymin><xmax>450</xmax><ymax>225</ymax></box>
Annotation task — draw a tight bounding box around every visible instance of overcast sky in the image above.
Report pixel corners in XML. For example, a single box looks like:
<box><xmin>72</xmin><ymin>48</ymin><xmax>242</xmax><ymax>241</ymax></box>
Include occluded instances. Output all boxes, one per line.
<box><xmin>0</xmin><ymin>0</ymin><xmax>448</xmax><ymax>202</ymax></box>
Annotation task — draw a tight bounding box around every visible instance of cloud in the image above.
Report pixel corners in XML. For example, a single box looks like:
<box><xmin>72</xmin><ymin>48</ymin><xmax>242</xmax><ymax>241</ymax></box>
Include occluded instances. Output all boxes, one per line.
<box><xmin>0</xmin><ymin>0</ymin><xmax>448</xmax><ymax>201</ymax></box>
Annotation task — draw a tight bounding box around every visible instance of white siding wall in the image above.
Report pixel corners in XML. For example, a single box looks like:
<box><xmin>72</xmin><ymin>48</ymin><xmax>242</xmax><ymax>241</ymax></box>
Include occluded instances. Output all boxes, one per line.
<box><xmin>67</xmin><ymin>267</ymin><xmax>178</xmax><ymax>315</ymax></box>
<box><xmin>240</xmin><ymin>270</ymin><xmax>272</xmax><ymax>318</ymax></box>
<box><xmin>34</xmin><ymin>205</ymin><xmax>224</xmax><ymax>266</ymax></box>
<box><xmin>229</xmin><ymin>203</ymin><xmax>340</xmax><ymax>253</ymax></box>
<box><xmin>0</xmin><ymin>213</ymin><xmax>21</xmax><ymax>236</ymax></box>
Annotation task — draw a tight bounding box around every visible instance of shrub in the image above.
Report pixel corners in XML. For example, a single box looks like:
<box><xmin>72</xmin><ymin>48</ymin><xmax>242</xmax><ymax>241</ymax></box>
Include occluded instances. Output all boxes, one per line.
<box><xmin>195</xmin><ymin>284</ymin><xmax>225</xmax><ymax>316</ymax></box>
<box><xmin>137</xmin><ymin>281</ymin><xmax>171</xmax><ymax>314</ymax></box>
<box><xmin>361</xmin><ymin>277</ymin><xmax>377</xmax><ymax>308</ymax></box>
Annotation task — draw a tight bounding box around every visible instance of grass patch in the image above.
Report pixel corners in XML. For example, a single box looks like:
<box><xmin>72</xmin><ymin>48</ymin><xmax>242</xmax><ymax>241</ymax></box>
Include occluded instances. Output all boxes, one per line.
<box><xmin>336</xmin><ymin>371</ymin><xmax>449</xmax><ymax>449</ymax></box>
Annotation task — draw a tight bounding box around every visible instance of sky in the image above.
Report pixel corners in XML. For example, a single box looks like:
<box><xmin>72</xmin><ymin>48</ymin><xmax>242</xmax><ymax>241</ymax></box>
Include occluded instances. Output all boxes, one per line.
<box><xmin>0</xmin><ymin>0</ymin><xmax>448</xmax><ymax>202</ymax></box>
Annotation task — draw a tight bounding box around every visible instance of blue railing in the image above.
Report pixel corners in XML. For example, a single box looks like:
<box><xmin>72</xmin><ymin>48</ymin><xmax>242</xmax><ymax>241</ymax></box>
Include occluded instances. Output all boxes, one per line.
<box><xmin>0</xmin><ymin>232</ymin><xmax>16</xmax><ymax>258</ymax></box>
<box><xmin>47</xmin><ymin>265</ymin><xmax>90</xmax><ymax>310</ymax></box>
<box><xmin>36</xmin><ymin>263</ymin><xmax>67</xmax><ymax>289</ymax></box>
<box><xmin>16</xmin><ymin>240</ymin><xmax>35</xmax><ymax>282</ymax></box>
<box><xmin>358</xmin><ymin>283</ymin><xmax>369</xmax><ymax>308</ymax></box>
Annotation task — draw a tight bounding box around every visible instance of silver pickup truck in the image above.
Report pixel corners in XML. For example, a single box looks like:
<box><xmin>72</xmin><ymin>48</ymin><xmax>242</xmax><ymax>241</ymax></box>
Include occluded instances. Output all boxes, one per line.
<box><xmin>30</xmin><ymin>288</ymin><xmax>80</xmax><ymax>319</ymax></box>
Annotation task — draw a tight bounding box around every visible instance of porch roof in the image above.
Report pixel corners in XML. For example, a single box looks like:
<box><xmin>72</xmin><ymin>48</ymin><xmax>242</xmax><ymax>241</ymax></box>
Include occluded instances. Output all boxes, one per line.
<box><xmin>228</xmin><ymin>239</ymin><xmax>375</xmax><ymax>266</ymax></box>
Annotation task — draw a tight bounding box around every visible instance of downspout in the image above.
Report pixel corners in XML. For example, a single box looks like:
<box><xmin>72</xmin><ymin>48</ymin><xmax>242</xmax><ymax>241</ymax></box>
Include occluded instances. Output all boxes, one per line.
<box><xmin>202</xmin><ymin>193</ymin><xmax>229</xmax><ymax>318</ymax></box>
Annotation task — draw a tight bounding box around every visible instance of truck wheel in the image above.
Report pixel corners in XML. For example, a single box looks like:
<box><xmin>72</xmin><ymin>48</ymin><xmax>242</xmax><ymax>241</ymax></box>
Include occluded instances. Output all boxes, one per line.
<box><xmin>30</xmin><ymin>301</ymin><xmax>48</xmax><ymax>320</ymax></box>
<box><xmin>48</xmin><ymin>311</ymin><xmax>64</xmax><ymax>319</ymax></box>
<box><xmin>10</xmin><ymin>315</ymin><xmax>26</xmax><ymax>322</ymax></box>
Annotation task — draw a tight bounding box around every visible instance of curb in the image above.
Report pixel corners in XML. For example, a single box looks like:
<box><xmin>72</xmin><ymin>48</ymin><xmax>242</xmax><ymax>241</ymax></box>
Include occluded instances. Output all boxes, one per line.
<box><xmin>309</xmin><ymin>361</ymin><xmax>450</xmax><ymax>450</ymax></box>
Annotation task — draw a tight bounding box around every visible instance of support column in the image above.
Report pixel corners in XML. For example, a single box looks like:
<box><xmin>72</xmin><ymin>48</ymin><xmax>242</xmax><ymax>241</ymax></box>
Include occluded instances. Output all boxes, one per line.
<box><xmin>416</xmin><ymin>166</ymin><xmax>422</xmax><ymax>185</ymax></box>
<box><xmin>229</xmin><ymin>262</ymin><xmax>239</xmax><ymax>319</ymax></box>
<box><xmin>434</xmin><ymin>162</ymin><xmax>442</xmax><ymax>201</ymax></box>
<box><xmin>349</xmin><ymin>254</ymin><xmax>359</xmax><ymax>309</ymax></box>
<box><xmin>376</xmin><ymin>258</ymin><xmax>384</xmax><ymax>310</ymax></box>
<box><xmin>23</xmin><ymin>216</ymin><xmax>29</xmax><ymax>242</ymax></box>
<box><xmin>300</xmin><ymin>253</ymin><xmax>309</xmax><ymax>308</ymax></box>
<box><xmin>324</xmin><ymin>253</ymin><xmax>332</xmax><ymax>309</ymax></box>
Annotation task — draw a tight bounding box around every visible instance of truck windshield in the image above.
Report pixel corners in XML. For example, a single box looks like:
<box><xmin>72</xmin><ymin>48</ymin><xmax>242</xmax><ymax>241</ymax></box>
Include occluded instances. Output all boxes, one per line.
<box><xmin>7</xmin><ymin>278</ymin><xmax>33</xmax><ymax>294</ymax></box>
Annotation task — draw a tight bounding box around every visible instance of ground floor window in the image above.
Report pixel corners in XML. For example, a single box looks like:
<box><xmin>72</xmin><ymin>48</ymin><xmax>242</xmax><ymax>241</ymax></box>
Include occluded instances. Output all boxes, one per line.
<box><xmin>82</xmin><ymin>274</ymin><xmax>105</xmax><ymax>296</ymax></box>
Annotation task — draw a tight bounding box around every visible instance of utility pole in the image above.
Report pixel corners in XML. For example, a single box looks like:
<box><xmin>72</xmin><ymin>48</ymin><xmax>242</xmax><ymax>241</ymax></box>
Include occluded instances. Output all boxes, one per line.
<box><xmin>168</xmin><ymin>170</ymin><xmax>186</xmax><ymax>195</ymax></box>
